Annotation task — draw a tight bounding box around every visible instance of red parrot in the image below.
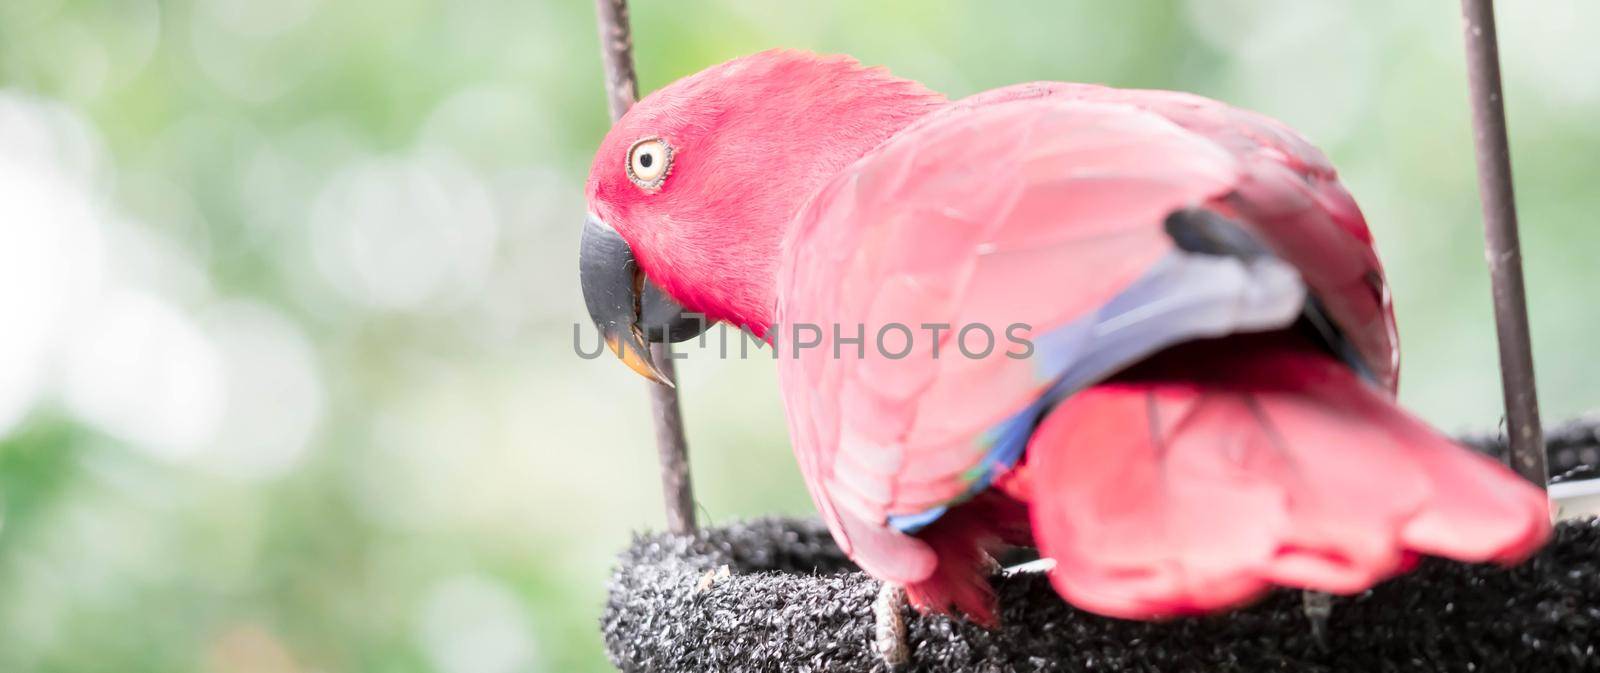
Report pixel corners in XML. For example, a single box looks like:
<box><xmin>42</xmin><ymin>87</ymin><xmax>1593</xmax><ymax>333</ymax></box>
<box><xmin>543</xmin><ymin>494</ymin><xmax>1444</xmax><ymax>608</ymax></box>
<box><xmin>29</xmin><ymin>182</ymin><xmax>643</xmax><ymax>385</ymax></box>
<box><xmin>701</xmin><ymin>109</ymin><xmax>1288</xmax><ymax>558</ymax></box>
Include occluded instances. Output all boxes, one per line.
<box><xmin>579</xmin><ymin>50</ymin><xmax>1550</xmax><ymax>624</ymax></box>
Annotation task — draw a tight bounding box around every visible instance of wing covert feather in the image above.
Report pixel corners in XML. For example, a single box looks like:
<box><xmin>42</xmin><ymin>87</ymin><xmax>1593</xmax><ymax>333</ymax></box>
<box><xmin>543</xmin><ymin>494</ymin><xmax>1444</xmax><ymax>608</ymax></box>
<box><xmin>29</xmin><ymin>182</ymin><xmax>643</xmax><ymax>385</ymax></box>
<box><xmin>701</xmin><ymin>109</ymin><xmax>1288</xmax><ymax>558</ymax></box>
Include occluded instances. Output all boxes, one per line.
<box><xmin>775</xmin><ymin>87</ymin><xmax>1396</xmax><ymax>581</ymax></box>
<box><xmin>776</xmin><ymin>99</ymin><xmax>1239</xmax><ymax>572</ymax></box>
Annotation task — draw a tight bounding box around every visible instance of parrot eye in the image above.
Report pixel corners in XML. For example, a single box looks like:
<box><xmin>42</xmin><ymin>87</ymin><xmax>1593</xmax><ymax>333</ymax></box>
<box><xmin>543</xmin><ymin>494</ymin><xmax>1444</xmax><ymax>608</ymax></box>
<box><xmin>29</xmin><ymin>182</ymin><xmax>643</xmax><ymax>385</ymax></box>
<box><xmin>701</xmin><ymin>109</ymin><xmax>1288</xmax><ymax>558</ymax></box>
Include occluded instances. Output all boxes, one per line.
<box><xmin>626</xmin><ymin>137</ymin><xmax>674</xmax><ymax>190</ymax></box>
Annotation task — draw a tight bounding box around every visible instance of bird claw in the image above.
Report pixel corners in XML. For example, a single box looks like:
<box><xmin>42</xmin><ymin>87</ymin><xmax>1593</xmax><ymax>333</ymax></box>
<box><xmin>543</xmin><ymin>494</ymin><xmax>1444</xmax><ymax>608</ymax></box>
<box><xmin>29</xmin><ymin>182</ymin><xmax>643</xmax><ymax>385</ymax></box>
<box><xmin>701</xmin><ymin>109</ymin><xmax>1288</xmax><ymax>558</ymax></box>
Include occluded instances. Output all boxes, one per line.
<box><xmin>873</xmin><ymin>582</ymin><xmax>910</xmax><ymax>669</ymax></box>
<box><xmin>1302</xmin><ymin>589</ymin><xmax>1333</xmax><ymax>652</ymax></box>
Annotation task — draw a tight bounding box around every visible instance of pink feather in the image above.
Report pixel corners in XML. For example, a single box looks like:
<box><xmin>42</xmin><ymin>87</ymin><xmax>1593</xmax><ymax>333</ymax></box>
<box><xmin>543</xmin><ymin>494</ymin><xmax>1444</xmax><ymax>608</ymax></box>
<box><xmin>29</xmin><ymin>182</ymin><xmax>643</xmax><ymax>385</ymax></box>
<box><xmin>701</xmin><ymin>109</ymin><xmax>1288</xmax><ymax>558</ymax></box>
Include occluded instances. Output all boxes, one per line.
<box><xmin>1024</xmin><ymin>334</ymin><xmax>1549</xmax><ymax>618</ymax></box>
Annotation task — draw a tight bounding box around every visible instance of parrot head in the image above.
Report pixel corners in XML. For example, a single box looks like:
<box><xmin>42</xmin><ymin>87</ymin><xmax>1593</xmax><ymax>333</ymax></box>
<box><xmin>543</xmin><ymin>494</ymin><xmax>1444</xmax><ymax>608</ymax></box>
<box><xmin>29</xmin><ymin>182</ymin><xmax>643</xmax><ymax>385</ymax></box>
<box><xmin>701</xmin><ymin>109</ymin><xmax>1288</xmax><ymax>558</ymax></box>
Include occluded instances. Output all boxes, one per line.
<box><xmin>579</xmin><ymin>50</ymin><xmax>943</xmax><ymax>383</ymax></box>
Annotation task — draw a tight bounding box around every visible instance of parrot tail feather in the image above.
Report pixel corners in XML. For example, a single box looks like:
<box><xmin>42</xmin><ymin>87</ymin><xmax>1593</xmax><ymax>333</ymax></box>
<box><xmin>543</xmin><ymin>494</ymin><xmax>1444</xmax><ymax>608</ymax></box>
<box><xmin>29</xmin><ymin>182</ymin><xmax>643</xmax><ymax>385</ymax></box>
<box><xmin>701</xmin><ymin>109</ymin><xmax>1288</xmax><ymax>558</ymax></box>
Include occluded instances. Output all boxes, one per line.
<box><xmin>1020</xmin><ymin>334</ymin><xmax>1551</xmax><ymax>620</ymax></box>
<box><xmin>903</xmin><ymin>491</ymin><xmax>1031</xmax><ymax>627</ymax></box>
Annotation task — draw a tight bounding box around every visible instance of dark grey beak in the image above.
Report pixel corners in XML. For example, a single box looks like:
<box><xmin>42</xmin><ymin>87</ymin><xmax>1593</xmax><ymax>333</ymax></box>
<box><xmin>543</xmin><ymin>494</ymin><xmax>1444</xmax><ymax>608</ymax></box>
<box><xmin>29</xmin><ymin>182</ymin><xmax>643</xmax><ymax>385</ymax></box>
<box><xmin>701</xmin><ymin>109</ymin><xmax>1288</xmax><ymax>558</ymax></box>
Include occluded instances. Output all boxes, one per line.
<box><xmin>579</xmin><ymin>214</ymin><xmax>709</xmax><ymax>385</ymax></box>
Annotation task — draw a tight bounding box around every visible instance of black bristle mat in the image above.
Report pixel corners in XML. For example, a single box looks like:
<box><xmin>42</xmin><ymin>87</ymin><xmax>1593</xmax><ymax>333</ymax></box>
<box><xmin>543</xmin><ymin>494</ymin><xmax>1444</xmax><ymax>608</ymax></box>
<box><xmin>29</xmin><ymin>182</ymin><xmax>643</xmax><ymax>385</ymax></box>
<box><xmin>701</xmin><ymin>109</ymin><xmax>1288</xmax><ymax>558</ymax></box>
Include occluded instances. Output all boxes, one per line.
<box><xmin>604</xmin><ymin>518</ymin><xmax>1600</xmax><ymax>672</ymax></box>
<box><xmin>603</xmin><ymin>420</ymin><xmax>1600</xmax><ymax>672</ymax></box>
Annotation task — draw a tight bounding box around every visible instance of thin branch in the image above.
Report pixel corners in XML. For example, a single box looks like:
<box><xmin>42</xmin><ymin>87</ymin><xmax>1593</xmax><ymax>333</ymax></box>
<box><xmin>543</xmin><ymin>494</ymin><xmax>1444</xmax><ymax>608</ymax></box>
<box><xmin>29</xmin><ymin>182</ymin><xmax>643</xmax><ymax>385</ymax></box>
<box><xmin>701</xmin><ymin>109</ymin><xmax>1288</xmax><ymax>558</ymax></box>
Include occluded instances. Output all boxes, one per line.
<box><xmin>593</xmin><ymin>0</ymin><xmax>638</xmax><ymax>122</ymax></box>
<box><xmin>1459</xmin><ymin>0</ymin><xmax>1546</xmax><ymax>489</ymax></box>
<box><xmin>593</xmin><ymin>0</ymin><xmax>698</xmax><ymax>532</ymax></box>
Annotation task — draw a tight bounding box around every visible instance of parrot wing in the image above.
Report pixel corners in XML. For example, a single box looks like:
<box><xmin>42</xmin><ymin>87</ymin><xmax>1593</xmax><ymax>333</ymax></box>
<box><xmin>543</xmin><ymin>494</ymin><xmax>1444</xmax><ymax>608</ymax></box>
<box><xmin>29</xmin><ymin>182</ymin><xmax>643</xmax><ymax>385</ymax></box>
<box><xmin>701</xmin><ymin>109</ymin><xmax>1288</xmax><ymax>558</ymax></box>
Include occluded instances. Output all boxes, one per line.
<box><xmin>774</xmin><ymin>85</ymin><xmax>1397</xmax><ymax>584</ymax></box>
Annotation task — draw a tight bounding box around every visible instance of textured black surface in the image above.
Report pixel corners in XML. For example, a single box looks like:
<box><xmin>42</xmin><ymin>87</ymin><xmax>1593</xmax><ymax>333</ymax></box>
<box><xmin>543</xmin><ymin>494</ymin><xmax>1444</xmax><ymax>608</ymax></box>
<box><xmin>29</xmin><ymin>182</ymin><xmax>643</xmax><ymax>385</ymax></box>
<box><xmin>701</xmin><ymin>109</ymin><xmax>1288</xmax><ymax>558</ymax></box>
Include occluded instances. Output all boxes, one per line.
<box><xmin>603</xmin><ymin>422</ymin><xmax>1600</xmax><ymax>672</ymax></box>
<box><xmin>604</xmin><ymin>518</ymin><xmax>1600</xmax><ymax>672</ymax></box>
<box><xmin>1465</xmin><ymin>413</ymin><xmax>1600</xmax><ymax>483</ymax></box>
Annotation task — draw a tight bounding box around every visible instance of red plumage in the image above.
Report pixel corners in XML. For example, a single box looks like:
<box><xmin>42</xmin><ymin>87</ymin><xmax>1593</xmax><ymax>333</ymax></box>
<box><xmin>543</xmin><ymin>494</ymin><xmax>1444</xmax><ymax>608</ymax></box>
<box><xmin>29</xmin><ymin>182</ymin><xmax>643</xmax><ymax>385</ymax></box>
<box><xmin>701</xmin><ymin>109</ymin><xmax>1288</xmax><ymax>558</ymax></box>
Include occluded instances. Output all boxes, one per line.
<box><xmin>583</xmin><ymin>50</ymin><xmax>1551</xmax><ymax>623</ymax></box>
<box><xmin>1021</xmin><ymin>333</ymin><xmax>1547</xmax><ymax>619</ymax></box>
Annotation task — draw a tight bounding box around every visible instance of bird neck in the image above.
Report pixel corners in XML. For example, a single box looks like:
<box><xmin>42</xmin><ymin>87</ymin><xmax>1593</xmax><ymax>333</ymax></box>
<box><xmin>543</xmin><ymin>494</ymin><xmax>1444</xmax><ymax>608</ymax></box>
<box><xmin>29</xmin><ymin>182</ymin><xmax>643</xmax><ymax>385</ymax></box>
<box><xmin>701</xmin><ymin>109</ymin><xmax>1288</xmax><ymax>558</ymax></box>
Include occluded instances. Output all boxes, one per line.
<box><xmin>733</xmin><ymin>67</ymin><xmax>945</xmax><ymax>337</ymax></box>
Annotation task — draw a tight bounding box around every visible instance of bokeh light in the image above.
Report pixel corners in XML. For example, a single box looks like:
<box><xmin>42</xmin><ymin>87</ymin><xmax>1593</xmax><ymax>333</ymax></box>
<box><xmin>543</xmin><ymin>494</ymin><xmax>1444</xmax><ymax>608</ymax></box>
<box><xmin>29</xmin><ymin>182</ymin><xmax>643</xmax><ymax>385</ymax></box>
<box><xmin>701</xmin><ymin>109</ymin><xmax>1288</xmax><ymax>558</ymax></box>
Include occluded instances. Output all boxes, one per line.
<box><xmin>61</xmin><ymin>288</ymin><xmax>225</xmax><ymax>459</ymax></box>
<box><xmin>311</xmin><ymin>153</ymin><xmax>500</xmax><ymax>312</ymax></box>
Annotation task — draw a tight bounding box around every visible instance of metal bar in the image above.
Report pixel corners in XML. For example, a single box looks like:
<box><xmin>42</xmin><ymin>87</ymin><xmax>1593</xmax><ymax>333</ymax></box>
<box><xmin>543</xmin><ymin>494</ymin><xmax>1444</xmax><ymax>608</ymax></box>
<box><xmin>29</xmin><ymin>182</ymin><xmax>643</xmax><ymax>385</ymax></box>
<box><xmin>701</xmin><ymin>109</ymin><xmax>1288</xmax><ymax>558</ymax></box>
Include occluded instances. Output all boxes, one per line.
<box><xmin>1458</xmin><ymin>0</ymin><xmax>1546</xmax><ymax>489</ymax></box>
<box><xmin>593</xmin><ymin>0</ymin><xmax>698</xmax><ymax>532</ymax></box>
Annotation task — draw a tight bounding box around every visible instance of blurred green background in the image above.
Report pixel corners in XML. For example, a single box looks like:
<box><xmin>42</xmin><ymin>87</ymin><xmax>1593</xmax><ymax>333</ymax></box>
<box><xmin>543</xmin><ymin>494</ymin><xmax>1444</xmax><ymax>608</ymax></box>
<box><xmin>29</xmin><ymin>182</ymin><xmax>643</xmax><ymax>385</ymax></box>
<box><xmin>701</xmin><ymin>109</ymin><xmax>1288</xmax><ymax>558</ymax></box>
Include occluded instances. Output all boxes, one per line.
<box><xmin>0</xmin><ymin>0</ymin><xmax>1595</xmax><ymax>671</ymax></box>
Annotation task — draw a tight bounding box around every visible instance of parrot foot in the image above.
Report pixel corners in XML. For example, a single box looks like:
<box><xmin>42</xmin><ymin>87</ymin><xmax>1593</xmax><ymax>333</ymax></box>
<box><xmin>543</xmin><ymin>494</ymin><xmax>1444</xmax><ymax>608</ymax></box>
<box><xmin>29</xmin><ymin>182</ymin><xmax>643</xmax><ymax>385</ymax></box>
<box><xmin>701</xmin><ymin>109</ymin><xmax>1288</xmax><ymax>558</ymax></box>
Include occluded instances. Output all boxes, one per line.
<box><xmin>872</xmin><ymin>582</ymin><xmax>910</xmax><ymax>669</ymax></box>
<box><xmin>1301</xmin><ymin>589</ymin><xmax>1333</xmax><ymax>651</ymax></box>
